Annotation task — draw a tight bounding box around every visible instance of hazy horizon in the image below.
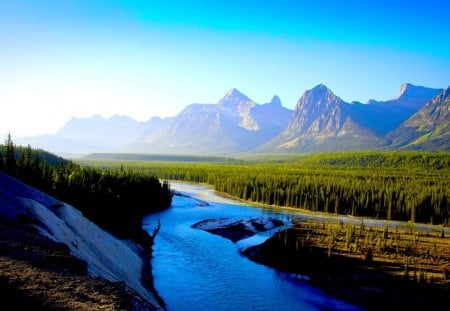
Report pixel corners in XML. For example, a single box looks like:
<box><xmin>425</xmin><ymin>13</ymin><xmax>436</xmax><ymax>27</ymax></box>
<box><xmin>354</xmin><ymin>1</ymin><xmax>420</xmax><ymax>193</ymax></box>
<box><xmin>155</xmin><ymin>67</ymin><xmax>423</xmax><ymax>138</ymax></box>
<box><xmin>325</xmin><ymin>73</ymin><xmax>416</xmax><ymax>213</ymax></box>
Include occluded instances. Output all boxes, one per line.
<box><xmin>1</xmin><ymin>0</ymin><xmax>449</xmax><ymax>137</ymax></box>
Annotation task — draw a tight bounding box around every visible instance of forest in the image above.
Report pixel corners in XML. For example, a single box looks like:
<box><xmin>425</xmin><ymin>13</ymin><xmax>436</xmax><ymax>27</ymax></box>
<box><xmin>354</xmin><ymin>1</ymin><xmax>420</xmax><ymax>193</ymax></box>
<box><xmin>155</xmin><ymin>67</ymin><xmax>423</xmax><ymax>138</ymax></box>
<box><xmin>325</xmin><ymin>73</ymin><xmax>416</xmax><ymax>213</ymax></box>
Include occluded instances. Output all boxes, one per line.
<box><xmin>0</xmin><ymin>134</ymin><xmax>173</xmax><ymax>240</ymax></box>
<box><xmin>2</xmin><ymin>130</ymin><xmax>449</xmax><ymax>230</ymax></box>
<box><xmin>84</xmin><ymin>151</ymin><xmax>449</xmax><ymax>226</ymax></box>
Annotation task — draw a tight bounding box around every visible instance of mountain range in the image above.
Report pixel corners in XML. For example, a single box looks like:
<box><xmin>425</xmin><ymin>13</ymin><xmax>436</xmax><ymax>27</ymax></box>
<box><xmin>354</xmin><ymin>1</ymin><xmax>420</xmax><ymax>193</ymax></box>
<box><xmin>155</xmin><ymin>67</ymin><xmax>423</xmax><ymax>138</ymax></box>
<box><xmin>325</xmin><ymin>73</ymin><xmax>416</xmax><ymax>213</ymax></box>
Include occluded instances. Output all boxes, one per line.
<box><xmin>260</xmin><ymin>83</ymin><xmax>446</xmax><ymax>152</ymax></box>
<box><xmin>125</xmin><ymin>89</ymin><xmax>293</xmax><ymax>154</ymax></box>
<box><xmin>388</xmin><ymin>86</ymin><xmax>450</xmax><ymax>150</ymax></box>
<box><xmin>17</xmin><ymin>83</ymin><xmax>449</xmax><ymax>155</ymax></box>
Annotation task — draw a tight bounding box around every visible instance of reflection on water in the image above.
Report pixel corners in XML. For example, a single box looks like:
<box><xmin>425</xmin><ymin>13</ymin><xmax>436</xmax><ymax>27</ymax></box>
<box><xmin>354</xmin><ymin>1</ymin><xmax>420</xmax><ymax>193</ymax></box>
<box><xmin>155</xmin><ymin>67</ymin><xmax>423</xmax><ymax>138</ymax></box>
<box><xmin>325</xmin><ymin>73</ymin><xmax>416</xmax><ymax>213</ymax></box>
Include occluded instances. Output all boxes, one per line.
<box><xmin>144</xmin><ymin>182</ymin><xmax>361</xmax><ymax>311</ymax></box>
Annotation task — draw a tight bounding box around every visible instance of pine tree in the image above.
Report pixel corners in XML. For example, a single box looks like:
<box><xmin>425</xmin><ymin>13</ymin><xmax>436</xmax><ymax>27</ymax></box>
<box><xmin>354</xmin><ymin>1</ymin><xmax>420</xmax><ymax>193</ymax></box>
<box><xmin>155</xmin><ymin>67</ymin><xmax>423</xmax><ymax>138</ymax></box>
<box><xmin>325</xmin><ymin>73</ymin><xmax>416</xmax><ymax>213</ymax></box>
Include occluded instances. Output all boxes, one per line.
<box><xmin>0</xmin><ymin>152</ymin><xmax>4</xmax><ymax>171</ymax></box>
<box><xmin>32</xmin><ymin>150</ymin><xmax>41</xmax><ymax>176</ymax></box>
<box><xmin>4</xmin><ymin>133</ymin><xmax>16</xmax><ymax>176</ymax></box>
<box><xmin>24</xmin><ymin>144</ymin><xmax>33</xmax><ymax>168</ymax></box>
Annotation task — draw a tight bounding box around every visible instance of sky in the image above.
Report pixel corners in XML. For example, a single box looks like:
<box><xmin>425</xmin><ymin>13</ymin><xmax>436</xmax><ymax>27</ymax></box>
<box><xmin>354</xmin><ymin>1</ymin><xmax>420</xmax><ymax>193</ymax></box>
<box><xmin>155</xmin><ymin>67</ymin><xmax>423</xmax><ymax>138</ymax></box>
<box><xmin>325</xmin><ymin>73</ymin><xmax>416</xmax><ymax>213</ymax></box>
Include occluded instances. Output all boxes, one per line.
<box><xmin>1</xmin><ymin>0</ymin><xmax>449</xmax><ymax>137</ymax></box>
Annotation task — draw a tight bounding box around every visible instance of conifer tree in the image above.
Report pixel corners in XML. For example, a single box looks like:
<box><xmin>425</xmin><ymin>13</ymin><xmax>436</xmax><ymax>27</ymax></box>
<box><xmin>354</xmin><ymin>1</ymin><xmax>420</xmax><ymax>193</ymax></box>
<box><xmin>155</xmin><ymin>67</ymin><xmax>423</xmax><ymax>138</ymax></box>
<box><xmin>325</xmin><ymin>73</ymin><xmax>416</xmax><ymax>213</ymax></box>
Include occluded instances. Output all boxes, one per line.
<box><xmin>0</xmin><ymin>152</ymin><xmax>4</xmax><ymax>171</ymax></box>
<box><xmin>4</xmin><ymin>133</ymin><xmax>16</xmax><ymax>176</ymax></box>
<box><xmin>32</xmin><ymin>150</ymin><xmax>41</xmax><ymax>175</ymax></box>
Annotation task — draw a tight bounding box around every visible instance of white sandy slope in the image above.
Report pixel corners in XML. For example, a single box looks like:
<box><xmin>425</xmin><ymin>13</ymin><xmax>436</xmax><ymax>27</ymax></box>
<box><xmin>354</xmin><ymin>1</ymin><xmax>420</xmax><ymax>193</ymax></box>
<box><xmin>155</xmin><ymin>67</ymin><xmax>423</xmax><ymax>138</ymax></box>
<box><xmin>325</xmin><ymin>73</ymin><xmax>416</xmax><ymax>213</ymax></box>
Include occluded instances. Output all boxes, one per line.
<box><xmin>0</xmin><ymin>172</ymin><xmax>161</xmax><ymax>309</ymax></box>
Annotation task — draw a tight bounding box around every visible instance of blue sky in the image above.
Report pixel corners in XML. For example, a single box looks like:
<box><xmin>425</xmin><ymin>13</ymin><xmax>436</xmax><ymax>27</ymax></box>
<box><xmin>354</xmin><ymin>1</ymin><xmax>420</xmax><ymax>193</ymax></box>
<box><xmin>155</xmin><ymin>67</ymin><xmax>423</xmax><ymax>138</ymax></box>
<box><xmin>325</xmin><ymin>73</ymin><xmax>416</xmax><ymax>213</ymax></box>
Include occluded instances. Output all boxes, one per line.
<box><xmin>1</xmin><ymin>0</ymin><xmax>449</xmax><ymax>136</ymax></box>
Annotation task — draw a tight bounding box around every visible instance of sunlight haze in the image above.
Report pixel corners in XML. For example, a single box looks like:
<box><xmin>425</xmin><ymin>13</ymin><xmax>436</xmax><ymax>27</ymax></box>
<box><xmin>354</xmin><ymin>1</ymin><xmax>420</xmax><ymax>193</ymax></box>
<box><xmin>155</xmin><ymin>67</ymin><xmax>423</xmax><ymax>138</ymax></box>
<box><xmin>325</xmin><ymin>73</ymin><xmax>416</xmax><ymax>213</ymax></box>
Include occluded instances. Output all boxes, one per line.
<box><xmin>1</xmin><ymin>0</ymin><xmax>449</xmax><ymax>137</ymax></box>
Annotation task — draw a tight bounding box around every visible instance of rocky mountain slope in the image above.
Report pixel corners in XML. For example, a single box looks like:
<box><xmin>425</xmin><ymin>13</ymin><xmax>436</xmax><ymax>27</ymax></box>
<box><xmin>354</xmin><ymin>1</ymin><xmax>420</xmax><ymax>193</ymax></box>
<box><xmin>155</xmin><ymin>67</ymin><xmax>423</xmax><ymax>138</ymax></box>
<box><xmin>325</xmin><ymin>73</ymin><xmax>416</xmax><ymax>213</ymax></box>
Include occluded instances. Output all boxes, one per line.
<box><xmin>0</xmin><ymin>172</ymin><xmax>162</xmax><ymax>310</ymax></box>
<box><xmin>16</xmin><ymin>83</ymin><xmax>448</xmax><ymax>155</ymax></box>
<box><xmin>261</xmin><ymin>83</ymin><xmax>444</xmax><ymax>152</ymax></box>
<box><xmin>388</xmin><ymin>86</ymin><xmax>450</xmax><ymax>150</ymax></box>
<box><xmin>0</xmin><ymin>220</ymin><xmax>156</xmax><ymax>310</ymax></box>
<box><xmin>260</xmin><ymin>85</ymin><xmax>385</xmax><ymax>152</ymax></box>
<box><xmin>129</xmin><ymin>89</ymin><xmax>293</xmax><ymax>154</ymax></box>
<box><xmin>18</xmin><ymin>89</ymin><xmax>293</xmax><ymax>155</ymax></box>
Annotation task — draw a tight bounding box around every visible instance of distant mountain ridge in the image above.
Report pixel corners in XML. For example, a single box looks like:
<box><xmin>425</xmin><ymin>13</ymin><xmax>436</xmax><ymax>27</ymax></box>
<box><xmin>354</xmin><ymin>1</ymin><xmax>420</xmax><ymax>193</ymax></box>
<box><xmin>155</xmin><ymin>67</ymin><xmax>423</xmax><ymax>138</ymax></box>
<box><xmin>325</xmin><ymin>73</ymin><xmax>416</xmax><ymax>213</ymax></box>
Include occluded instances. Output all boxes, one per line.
<box><xmin>18</xmin><ymin>115</ymin><xmax>143</xmax><ymax>154</ymax></box>
<box><xmin>260</xmin><ymin>85</ymin><xmax>386</xmax><ymax>152</ymax></box>
<box><xmin>260</xmin><ymin>83</ymin><xmax>446</xmax><ymax>153</ymax></box>
<box><xmin>17</xmin><ymin>83</ymin><xmax>448</xmax><ymax>154</ymax></box>
<box><xmin>349</xmin><ymin>83</ymin><xmax>444</xmax><ymax>136</ymax></box>
<box><xmin>388</xmin><ymin>86</ymin><xmax>450</xmax><ymax>150</ymax></box>
<box><xmin>128</xmin><ymin>89</ymin><xmax>293</xmax><ymax>154</ymax></box>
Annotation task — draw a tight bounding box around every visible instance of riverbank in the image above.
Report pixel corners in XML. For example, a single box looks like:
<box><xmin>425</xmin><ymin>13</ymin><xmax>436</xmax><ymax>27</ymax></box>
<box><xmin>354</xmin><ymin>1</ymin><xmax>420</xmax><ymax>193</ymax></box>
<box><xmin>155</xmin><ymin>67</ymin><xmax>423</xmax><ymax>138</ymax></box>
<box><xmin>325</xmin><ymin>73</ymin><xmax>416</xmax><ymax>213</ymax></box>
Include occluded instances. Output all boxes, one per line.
<box><xmin>243</xmin><ymin>220</ymin><xmax>450</xmax><ymax>309</ymax></box>
<box><xmin>147</xmin><ymin>190</ymin><xmax>364</xmax><ymax>310</ymax></box>
<box><xmin>150</xmin><ymin>181</ymin><xmax>449</xmax><ymax>310</ymax></box>
<box><xmin>169</xmin><ymin>180</ymin><xmax>450</xmax><ymax>237</ymax></box>
<box><xmin>192</xmin><ymin>214</ymin><xmax>449</xmax><ymax>308</ymax></box>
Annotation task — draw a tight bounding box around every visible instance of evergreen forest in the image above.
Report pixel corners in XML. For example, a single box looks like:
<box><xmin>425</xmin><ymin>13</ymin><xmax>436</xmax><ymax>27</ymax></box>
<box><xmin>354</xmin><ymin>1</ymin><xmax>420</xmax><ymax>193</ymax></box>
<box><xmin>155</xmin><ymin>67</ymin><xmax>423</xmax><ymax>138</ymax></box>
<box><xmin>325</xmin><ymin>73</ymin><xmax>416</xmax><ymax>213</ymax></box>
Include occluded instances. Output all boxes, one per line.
<box><xmin>0</xmin><ymin>134</ymin><xmax>173</xmax><ymax>240</ymax></box>
<box><xmin>84</xmin><ymin>152</ymin><xmax>449</xmax><ymax>226</ymax></box>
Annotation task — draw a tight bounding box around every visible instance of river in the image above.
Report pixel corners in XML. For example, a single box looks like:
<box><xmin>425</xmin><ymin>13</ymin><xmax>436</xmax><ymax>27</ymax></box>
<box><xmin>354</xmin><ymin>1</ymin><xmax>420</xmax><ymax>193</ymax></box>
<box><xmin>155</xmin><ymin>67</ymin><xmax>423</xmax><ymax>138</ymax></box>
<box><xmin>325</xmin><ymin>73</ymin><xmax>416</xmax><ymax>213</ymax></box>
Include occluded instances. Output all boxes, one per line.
<box><xmin>143</xmin><ymin>182</ymin><xmax>364</xmax><ymax>311</ymax></box>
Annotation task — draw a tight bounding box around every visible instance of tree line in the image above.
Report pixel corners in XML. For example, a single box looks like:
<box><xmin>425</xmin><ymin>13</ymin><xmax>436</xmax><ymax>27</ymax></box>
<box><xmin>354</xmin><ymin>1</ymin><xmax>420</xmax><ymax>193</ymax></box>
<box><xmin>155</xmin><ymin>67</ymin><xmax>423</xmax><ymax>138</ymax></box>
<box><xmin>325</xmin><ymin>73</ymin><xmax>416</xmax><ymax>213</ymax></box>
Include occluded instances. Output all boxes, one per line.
<box><xmin>0</xmin><ymin>134</ymin><xmax>172</xmax><ymax>240</ymax></box>
<box><xmin>86</xmin><ymin>152</ymin><xmax>449</xmax><ymax>226</ymax></box>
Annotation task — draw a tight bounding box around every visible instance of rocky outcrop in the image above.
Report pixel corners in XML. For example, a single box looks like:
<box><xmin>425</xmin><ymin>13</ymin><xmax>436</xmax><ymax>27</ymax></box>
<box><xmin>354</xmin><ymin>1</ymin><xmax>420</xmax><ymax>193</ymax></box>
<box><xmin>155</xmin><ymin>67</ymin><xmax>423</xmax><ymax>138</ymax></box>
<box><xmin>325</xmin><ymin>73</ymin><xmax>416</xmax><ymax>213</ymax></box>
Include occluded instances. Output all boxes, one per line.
<box><xmin>0</xmin><ymin>172</ymin><xmax>163</xmax><ymax>310</ymax></box>
<box><xmin>388</xmin><ymin>86</ymin><xmax>450</xmax><ymax>149</ymax></box>
<box><xmin>0</xmin><ymin>220</ymin><xmax>157</xmax><ymax>310</ymax></box>
<box><xmin>261</xmin><ymin>85</ymin><xmax>385</xmax><ymax>152</ymax></box>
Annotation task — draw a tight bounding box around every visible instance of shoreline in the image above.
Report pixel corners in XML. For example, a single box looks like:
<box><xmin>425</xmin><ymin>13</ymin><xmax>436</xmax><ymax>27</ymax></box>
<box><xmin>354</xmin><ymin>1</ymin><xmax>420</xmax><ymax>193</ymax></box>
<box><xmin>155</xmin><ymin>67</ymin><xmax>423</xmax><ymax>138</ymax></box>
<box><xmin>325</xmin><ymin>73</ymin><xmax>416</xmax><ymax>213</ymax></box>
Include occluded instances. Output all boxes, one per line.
<box><xmin>241</xmin><ymin>220</ymin><xmax>450</xmax><ymax>309</ymax></box>
<box><xmin>169</xmin><ymin>180</ymin><xmax>449</xmax><ymax>235</ymax></box>
<box><xmin>138</xmin><ymin>222</ymin><xmax>167</xmax><ymax>310</ymax></box>
<box><xmin>189</xmin><ymin>209</ymin><xmax>450</xmax><ymax>309</ymax></box>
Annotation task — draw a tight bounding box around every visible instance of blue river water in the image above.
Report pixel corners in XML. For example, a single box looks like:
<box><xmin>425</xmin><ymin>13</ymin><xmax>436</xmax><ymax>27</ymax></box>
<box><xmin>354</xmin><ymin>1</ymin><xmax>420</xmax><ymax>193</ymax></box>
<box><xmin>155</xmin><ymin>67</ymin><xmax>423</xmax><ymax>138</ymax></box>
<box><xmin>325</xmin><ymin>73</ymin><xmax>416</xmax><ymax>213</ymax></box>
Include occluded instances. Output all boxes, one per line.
<box><xmin>143</xmin><ymin>182</ymin><xmax>362</xmax><ymax>311</ymax></box>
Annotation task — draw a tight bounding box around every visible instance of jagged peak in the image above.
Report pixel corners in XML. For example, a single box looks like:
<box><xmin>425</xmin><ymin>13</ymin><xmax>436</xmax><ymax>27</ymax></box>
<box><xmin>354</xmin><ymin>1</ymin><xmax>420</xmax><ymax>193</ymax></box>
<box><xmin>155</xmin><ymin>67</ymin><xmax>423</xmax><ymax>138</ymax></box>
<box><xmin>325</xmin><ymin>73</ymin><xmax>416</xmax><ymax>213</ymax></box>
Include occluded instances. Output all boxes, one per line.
<box><xmin>313</xmin><ymin>83</ymin><xmax>329</xmax><ymax>90</ymax></box>
<box><xmin>308</xmin><ymin>84</ymin><xmax>335</xmax><ymax>96</ymax></box>
<box><xmin>223</xmin><ymin>88</ymin><xmax>250</xmax><ymax>101</ymax></box>
<box><xmin>293</xmin><ymin>84</ymin><xmax>344</xmax><ymax>112</ymax></box>
<box><xmin>433</xmin><ymin>85</ymin><xmax>450</xmax><ymax>104</ymax></box>
<box><xmin>268</xmin><ymin>95</ymin><xmax>282</xmax><ymax>107</ymax></box>
<box><xmin>218</xmin><ymin>88</ymin><xmax>253</xmax><ymax>108</ymax></box>
<box><xmin>301</xmin><ymin>84</ymin><xmax>337</xmax><ymax>100</ymax></box>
